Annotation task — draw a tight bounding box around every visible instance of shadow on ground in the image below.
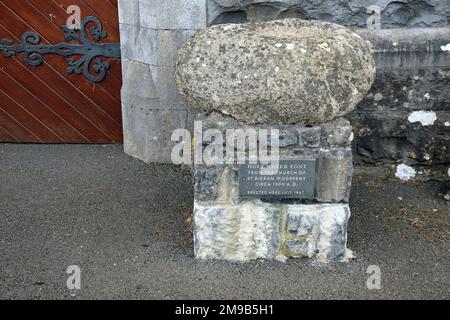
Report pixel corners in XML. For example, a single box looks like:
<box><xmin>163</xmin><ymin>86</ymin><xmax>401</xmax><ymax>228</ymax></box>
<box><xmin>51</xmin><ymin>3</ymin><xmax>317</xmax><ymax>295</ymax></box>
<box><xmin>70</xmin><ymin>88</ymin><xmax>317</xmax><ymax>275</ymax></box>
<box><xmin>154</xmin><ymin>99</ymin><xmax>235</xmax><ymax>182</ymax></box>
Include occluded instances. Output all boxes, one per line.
<box><xmin>0</xmin><ymin>144</ymin><xmax>448</xmax><ymax>299</ymax></box>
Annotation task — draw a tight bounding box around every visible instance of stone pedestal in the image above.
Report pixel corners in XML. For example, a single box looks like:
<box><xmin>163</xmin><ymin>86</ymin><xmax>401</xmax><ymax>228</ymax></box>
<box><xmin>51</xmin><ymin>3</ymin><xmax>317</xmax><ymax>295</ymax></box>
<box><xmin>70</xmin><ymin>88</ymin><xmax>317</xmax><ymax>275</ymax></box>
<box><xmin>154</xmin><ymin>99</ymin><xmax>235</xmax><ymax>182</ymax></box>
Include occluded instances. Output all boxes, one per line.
<box><xmin>193</xmin><ymin>113</ymin><xmax>354</xmax><ymax>262</ymax></box>
<box><xmin>177</xmin><ymin>18</ymin><xmax>375</xmax><ymax>263</ymax></box>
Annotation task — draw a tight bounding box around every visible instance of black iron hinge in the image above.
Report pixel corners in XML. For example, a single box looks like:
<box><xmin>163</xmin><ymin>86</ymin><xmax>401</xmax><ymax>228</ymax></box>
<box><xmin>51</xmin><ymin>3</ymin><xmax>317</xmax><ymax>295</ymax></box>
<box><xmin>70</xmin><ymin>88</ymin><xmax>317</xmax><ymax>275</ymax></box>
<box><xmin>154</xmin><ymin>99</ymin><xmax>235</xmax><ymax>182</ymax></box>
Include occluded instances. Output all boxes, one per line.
<box><xmin>0</xmin><ymin>16</ymin><xmax>121</xmax><ymax>83</ymax></box>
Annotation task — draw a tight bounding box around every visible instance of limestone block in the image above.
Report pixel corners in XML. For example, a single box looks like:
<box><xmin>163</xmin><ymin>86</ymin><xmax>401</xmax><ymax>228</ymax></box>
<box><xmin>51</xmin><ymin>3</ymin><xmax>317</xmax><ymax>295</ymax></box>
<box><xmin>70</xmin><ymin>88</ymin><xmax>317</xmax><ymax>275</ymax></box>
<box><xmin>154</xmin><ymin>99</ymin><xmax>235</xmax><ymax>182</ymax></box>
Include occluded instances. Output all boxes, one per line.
<box><xmin>285</xmin><ymin>204</ymin><xmax>351</xmax><ymax>262</ymax></box>
<box><xmin>139</xmin><ymin>0</ymin><xmax>207</xmax><ymax>30</ymax></box>
<box><xmin>118</xmin><ymin>0</ymin><xmax>140</xmax><ymax>26</ymax></box>
<box><xmin>194</xmin><ymin>201</ymin><xmax>352</xmax><ymax>262</ymax></box>
<box><xmin>119</xmin><ymin>24</ymin><xmax>141</xmax><ymax>62</ymax></box>
<box><xmin>121</xmin><ymin>60</ymin><xmax>158</xmax><ymax>108</ymax></box>
<box><xmin>121</xmin><ymin>59</ymin><xmax>188</xmax><ymax>110</ymax></box>
<box><xmin>315</xmin><ymin>148</ymin><xmax>353</xmax><ymax>203</ymax></box>
<box><xmin>120</xmin><ymin>25</ymin><xmax>196</xmax><ymax>67</ymax></box>
<box><xmin>194</xmin><ymin>202</ymin><xmax>281</xmax><ymax>261</ymax></box>
<box><xmin>298</xmin><ymin>126</ymin><xmax>321</xmax><ymax>149</ymax></box>
<box><xmin>122</xmin><ymin>105</ymin><xmax>188</xmax><ymax>163</ymax></box>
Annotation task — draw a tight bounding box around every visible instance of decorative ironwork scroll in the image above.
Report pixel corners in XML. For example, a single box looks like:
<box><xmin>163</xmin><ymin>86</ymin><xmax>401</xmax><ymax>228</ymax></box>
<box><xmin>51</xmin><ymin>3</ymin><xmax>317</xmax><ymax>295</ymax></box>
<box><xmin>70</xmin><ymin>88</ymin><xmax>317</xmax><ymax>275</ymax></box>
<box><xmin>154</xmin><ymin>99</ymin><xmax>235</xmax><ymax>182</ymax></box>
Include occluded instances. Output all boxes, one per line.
<box><xmin>0</xmin><ymin>16</ymin><xmax>121</xmax><ymax>83</ymax></box>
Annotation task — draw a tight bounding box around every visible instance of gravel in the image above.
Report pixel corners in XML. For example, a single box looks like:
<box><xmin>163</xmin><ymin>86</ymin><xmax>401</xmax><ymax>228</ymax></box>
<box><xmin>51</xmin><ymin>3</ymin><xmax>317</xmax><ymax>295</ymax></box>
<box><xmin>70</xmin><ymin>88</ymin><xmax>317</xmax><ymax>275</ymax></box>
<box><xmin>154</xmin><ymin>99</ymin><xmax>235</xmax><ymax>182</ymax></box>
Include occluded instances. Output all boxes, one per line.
<box><xmin>0</xmin><ymin>144</ymin><xmax>448</xmax><ymax>299</ymax></box>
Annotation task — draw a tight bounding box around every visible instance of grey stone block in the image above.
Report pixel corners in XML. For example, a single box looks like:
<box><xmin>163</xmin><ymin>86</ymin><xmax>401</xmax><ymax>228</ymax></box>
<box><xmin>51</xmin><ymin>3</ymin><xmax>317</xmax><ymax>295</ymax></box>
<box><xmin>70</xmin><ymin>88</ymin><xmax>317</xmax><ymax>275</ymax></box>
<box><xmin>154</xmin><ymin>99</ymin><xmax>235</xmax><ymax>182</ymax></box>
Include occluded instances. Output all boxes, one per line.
<box><xmin>193</xmin><ymin>201</ymin><xmax>352</xmax><ymax>262</ymax></box>
<box><xmin>194</xmin><ymin>164</ymin><xmax>240</xmax><ymax>204</ymax></box>
<box><xmin>195</xmin><ymin>165</ymin><xmax>227</xmax><ymax>202</ymax></box>
<box><xmin>122</xmin><ymin>106</ymin><xmax>188</xmax><ymax>163</ymax></box>
<box><xmin>121</xmin><ymin>59</ymin><xmax>188</xmax><ymax>110</ymax></box>
<box><xmin>298</xmin><ymin>126</ymin><xmax>321</xmax><ymax>149</ymax></box>
<box><xmin>285</xmin><ymin>204</ymin><xmax>351</xmax><ymax>262</ymax></box>
<box><xmin>119</xmin><ymin>24</ymin><xmax>140</xmax><ymax>62</ymax></box>
<box><xmin>357</xmin><ymin>28</ymin><xmax>450</xmax><ymax>69</ymax></box>
<box><xmin>321</xmin><ymin>118</ymin><xmax>353</xmax><ymax>148</ymax></box>
<box><xmin>139</xmin><ymin>0</ymin><xmax>207</xmax><ymax>30</ymax></box>
<box><xmin>277</xmin><ymin>128</ymin><xmax>298</xmax><ymax>148</ymax></box>
<box><xmin>118</xmin><ymin>0</ymin><xmax>140</xmax><ymax>26</ymax></box>
<box><xmin>121</xmin><ymin>60</ymin><xmax>158</xmax><ymax>108</ymax></box>
<box><xmin>286</xmin><ymin>211</ymin><xmax>318</xmax><ymax>238</ymax></box>
<box><xmin>316</xmin><ymin>204</ymin><xmax>351</xmax><ymax>262</ymax></box>
<box><xmin>120</xmin><ymin>25</ymin><xmax>196</xmax><ymax>67</ymax></box>
<box><xmin>345</xmin><ymin>29</ymin><xmax>450</xmax><ymax>177</ymax></box>
<box><xmin>194</xmin><ymin>202</ymin><xmax>281</xmax><ymax>261</ymax></box>
<box><xmin>315</xmin><ymin>148</ymin><xmax>353</xmax><ymax>203</ymax></box>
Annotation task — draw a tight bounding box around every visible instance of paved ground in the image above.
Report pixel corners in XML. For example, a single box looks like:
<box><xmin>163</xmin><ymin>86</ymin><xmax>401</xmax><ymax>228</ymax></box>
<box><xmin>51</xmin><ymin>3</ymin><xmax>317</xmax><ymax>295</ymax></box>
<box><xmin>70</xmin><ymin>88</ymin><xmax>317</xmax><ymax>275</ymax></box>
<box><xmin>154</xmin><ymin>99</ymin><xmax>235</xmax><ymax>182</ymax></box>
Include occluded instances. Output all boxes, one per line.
<box><xmin>0</xmin><ymin>144</ymin><xmax>448</xmax><ymax>300</ymax></box>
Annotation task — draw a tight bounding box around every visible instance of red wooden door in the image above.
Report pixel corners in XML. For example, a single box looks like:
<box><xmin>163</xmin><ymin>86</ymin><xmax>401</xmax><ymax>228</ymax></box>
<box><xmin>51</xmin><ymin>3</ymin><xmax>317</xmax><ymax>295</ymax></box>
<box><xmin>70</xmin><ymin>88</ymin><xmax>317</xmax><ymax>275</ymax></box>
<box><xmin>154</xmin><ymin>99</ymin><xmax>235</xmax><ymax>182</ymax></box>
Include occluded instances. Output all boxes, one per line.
<box><xmin>0</xmin><ymin>0</ymin><xmax>122</xmax><ymax>143</ymax></box>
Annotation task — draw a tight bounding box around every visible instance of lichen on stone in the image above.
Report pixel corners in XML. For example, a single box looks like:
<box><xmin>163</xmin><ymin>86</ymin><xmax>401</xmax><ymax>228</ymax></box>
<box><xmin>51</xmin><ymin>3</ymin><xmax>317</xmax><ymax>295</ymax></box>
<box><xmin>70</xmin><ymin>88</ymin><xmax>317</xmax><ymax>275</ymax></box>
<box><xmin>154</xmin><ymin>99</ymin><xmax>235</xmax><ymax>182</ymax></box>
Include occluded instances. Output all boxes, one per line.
<box><xmin>176</xmin><ymin>18</ymin><xmax>376</xmax><ymax>125</ymax></box>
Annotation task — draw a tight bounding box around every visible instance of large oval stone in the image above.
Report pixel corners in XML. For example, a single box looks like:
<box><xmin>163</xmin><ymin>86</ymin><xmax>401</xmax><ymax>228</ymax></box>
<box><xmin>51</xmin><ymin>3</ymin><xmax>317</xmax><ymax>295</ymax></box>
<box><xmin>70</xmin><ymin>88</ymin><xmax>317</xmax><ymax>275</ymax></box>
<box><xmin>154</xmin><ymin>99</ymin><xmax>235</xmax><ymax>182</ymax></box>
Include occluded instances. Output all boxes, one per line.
<box><xmin>176</xmin><ymin>19</ymin><xmax>376</xmax><ymax>124</ymax></box>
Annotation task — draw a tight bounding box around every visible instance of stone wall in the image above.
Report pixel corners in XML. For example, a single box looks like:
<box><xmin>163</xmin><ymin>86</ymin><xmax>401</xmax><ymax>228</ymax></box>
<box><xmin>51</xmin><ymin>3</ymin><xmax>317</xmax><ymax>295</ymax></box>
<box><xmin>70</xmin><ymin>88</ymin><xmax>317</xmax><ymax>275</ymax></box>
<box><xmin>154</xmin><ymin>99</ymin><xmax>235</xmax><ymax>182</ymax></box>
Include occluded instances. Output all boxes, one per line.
<box><xmin>118</xmin><ymin>0</ymin><xmax>449</xmax><ymax>181</ymax></box>
<box><xmin>352</xmin><ymin>28</ymin><xmax>449</xmax><ymax>181</ymax></box>
<box><xmin>118</xmin><ymin>0</ymin><xmax>206</xmax><ymax>162</ymax></box>
<box><xmin>209</xmin><ymin>0</ymin><xmax>449</xmax><ymax>27</ymax></box>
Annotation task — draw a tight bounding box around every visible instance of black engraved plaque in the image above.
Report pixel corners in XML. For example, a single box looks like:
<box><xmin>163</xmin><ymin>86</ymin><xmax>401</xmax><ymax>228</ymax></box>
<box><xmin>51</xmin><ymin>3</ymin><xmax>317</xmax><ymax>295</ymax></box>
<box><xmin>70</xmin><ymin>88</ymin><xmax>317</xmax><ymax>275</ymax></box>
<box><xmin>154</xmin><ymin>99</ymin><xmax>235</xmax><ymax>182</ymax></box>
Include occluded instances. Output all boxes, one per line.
<box><xmin>239</xmin><ymin>160</ymin><xmax>316</xmax><ymax>199</ymax></box>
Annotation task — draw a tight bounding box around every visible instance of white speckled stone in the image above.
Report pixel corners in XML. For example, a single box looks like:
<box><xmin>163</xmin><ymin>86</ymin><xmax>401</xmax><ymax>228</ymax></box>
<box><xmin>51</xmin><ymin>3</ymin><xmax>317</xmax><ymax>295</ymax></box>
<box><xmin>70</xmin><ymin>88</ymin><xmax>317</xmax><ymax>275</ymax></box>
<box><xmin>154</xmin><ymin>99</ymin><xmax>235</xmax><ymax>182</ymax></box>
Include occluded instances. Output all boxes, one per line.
<box><xmin>176</xmin><ymin>18</ymin><xmax>376</xmax><ymax>124</ymax></box>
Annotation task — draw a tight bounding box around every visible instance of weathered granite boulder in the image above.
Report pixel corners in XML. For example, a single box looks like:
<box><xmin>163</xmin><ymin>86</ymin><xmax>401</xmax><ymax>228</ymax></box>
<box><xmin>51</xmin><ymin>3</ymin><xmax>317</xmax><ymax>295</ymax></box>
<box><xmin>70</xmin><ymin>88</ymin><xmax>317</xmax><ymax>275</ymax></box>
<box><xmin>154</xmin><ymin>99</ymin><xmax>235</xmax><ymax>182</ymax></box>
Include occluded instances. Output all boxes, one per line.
<box><xmin>192</xmin><ymin>112</ymin><xmax>355</xmax><ymax>262</ymax></box>
<box><xmin>176</xmin><ymin>18</ymin><xmax>376</xmax><ymax>124</ymax></box>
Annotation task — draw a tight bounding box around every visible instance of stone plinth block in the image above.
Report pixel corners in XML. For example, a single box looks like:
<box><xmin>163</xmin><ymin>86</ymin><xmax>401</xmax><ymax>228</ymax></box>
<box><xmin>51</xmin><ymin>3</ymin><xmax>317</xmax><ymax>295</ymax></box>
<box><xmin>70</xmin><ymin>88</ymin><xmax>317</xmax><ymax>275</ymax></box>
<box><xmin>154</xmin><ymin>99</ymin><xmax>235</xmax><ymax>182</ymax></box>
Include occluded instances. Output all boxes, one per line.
<box><xmin>194</xmin><ymin>201</ymin><xmax>352</xmax><ymax>262</ymax></box>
